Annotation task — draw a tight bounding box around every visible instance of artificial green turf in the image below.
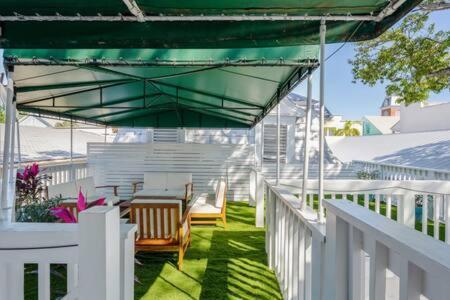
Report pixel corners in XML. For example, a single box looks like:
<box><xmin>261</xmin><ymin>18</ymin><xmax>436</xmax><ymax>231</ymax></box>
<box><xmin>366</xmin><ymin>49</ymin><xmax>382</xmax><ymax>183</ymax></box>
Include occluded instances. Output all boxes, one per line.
<box><xmin>134</xmin><ymin>202</ymin><xmax>282</xmax><ymax>300</ymax></box>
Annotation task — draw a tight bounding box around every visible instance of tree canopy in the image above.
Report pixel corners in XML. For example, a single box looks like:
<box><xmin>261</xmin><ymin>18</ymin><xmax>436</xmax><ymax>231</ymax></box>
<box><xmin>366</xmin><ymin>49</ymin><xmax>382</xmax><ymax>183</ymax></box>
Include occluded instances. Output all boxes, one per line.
<box><xmin>335</xmin><ymin>121</ymin><xmax>361</xmax><ymax>136</ymax></box>
<box><xmin>350</xmin><ymin>0</ymin><xmax>450</xmax><ymax>104</ymax></box>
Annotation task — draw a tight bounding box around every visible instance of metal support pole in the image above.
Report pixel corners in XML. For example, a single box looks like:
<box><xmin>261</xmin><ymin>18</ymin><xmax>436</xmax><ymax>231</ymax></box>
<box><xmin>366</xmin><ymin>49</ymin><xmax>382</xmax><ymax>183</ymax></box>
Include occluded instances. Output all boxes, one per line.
<box><xmin>8</xmin><ymin>102</ymin><xmax>16</xmax><ymax>182</ymax></box>
<box><xmin>104</xmin><ymin>125</ymin><xmax>107</xmax><ymax>143</ymax></box>
<box><xmin>70</xmin><ymin>118</ymin><xmax>73</xmax><ymax>164</ymax></box>
<box><xmin>318</xmin><ymin>19</ymin><xmax>326</xmax><ymax>222</ymax></box>
<box><xmin>301</xmin><ymin>69</ymin><xmax>313</xmax><ymax>210</ymax></box>
<box><xmin>276</xmin><ymin>103</ymin><xmax>281</xmax><ymax>185</ymax></box>
<box><xmin>1</xmin><ymin>72</ymin><xmax>14</xmax><ymax>222</ymax></box>
<box><xmin>260</xmin><ymin>120</ymin><xmax>264</xmax><ymax>171</ymax></box>
<box><xmin>16</xmin><ymin>118</ymin><xmax>22</xmax><ymax>168</ymax></box>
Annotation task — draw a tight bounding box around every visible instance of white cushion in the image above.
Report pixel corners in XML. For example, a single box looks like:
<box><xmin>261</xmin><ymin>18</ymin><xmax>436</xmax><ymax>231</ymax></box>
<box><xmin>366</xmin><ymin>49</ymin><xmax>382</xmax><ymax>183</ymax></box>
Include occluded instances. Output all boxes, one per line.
<box><xmin>75</xmin><ymin>177</ymin><xmax>97</xmax><ymax>197</ymax></box>
<box><xmin>167</xmin><ymin>173</ymin><xmax>191</xmax><ymax>190</ymax></box>
<box><xmin>134</xmin><ymin>188</ymin><xmax>186</xmax><ymax>199</ymax></box>
<box><xmin>143</xmin><ymin>172</ymin><xmax>167</xmax><ymax>190</ymax></box>
<box><xmin>48</xmin><ymin>181</ymin><xmax>77</xmax><ymax>199</ymax></box>
<box><xmin>215</xmin><ymin>179</ymin><xmax>226</xmax><ymax>208</ymax></box>
<box><xmin>190</xmin><ymin>198</ymin><xmax>221</xmax><ymax>214</ymax></box>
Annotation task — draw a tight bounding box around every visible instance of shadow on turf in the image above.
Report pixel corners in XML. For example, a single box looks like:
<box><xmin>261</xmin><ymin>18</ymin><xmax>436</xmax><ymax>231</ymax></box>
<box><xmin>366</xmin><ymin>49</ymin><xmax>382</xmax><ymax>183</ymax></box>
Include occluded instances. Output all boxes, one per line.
<box><xmin>199</xmin><ymin>230</ymin><xmax>281</xmax><ymax>300</ymax></box>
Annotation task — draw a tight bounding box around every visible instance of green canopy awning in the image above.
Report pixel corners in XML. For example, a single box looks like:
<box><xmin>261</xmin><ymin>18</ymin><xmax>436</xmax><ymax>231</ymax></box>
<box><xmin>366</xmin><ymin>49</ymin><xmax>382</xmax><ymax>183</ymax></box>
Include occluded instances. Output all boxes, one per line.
<box><xmin>1</xmin><ymin>1</ymin><xmax>421</xmax><ymax>128</ymax></box>
<box><xmin>0</xmin><ymin>0</ymin><xmax>420</xmax><ymax>48</ymax></box>
<box><xmin>8</xmin><ymin>47</ymin><xmax>318</xmax><ymax>128</ymax></box>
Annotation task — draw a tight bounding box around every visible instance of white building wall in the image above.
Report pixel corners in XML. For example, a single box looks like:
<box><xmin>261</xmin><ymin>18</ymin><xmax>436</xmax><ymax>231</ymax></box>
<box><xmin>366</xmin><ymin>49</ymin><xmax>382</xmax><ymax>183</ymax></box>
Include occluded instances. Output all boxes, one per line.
<box><xmin>396</xmin><ymin>102</ymin><xmax>450</xmax><ymax>133</ymax></box>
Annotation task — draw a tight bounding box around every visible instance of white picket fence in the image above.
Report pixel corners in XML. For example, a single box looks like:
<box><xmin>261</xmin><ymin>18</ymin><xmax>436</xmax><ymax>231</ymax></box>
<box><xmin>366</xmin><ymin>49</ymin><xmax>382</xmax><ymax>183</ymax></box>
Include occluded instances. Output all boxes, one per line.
<box><xmin>265</xmin><ymin>181</ymin><xmax>450</xmax><ymax>300</ymax></box>
<box><xmin>87</xmin><ymin>143</ymin><xmax>255</xmax><ymax>200</ymax></box>
<box><xmin>0</xmin><ymin>206</ymin><xmax>136</xmax><ymax>300</ymax></box>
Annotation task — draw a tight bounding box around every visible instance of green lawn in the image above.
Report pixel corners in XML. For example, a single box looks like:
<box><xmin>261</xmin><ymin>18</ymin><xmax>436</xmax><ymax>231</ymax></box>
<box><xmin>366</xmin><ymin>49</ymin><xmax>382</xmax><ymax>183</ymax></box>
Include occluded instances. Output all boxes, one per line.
<box><xmin>135</xmin><ymin>202</ymin><xmax>282</xmax><ymax>300</ymax></box>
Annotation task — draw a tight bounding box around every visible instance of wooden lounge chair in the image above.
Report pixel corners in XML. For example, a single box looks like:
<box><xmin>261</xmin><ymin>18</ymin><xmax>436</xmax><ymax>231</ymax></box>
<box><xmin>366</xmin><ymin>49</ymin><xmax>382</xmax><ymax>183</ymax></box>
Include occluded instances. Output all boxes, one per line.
<box><xmin>190</xmin><ymin>178</ymin><xmax>227</xmax><ymax>228</ymax></box>
<box><xmin>47</xmin><ymin>176</ymin><xmax>120</xmax><ymax>217</ymax></box>
<box><xmin>130</xmin><ymin>199</ymin><xmax>191</xmax><ymax>270</ymax></box>
<box><xmin>132</xmin><ymin>172</ymin><xmax>193</xmax><ymax>204</ymax></box>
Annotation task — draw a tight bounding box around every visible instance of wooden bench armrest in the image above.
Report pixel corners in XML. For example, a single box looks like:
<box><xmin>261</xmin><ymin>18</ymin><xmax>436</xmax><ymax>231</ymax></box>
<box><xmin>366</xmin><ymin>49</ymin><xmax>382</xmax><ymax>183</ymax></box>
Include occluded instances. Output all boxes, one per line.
<box><xmin>132</xmin><ymin>181</ymin><xmax>144</xmax><ymax>193</ymax></box>
<box><xmin>96</xmin><ymin>185</ymin><xmax>119</xmax><ymax>196</ymax></box>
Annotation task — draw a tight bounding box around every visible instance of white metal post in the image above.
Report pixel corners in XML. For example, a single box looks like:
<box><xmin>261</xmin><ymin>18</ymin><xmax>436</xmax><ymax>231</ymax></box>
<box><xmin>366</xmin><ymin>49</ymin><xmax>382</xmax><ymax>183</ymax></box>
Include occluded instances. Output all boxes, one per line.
<box><xmin>70</xmin><ymin>118</ymin><xmax>73</xmax><ymax>163</ymax></box>
<box><xmin>1</xmin><ymin>72</ymin><xmax>14</xmax><ymax>223</ymax></box>
<box><xmin>318</xmin><ymin>19</ymin><xmax>326</xmax><ymax>222</ymax></box>
<box><xmin>8</xmin><ymin>101</ymin><xmax>16</xmax><ymax>182</ymax></box>
<box><xmin>16</xmin><ymin>118</ymin><xmax>21</xmax><ymax>168</ymax></box>
<box><xmin>276</xmin><ymin>103</ymin><xmax>281</xmax><ymax>185</ymax></box>
<box><xmin>301</xmin><ymin>69</ymin><xmax>313</xmax><ymax>210</ymax></box>
<box><xmin>260</xmin><ymin>119</ymin><xmax>264</xmax><ymax>170</ymax></box>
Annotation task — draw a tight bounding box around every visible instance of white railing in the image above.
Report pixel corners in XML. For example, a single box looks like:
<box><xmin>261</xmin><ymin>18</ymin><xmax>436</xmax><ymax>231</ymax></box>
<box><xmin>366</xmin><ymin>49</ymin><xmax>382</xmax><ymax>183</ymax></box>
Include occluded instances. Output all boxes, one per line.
<box><xmin>324</xmin><ymin>200</ymin><xmax>450</xmax><ymax>300</ymax></box>
<box><xmin>278</xmin><ymin>179</ymin><xmax>450</xmax><ymax>243</ymax></box>
<box><xmin>353</xmin><ymin>160</ymin><xmax>450</xmax><ymax>181</ymax></box>
<box><xmin>38</xmin><ymin>159</ymin><xmax>89</xmax><ymax>186</ymax></box>
<box><xmin>265</xmin><ymin>184</ymin><xmax>325</xmax><ymax>299</ymax></box>
<box><xmin>0</xmin><ymin>206</ymin><xmax>136</xmax><ymax>300</ymax></box>
<box><xmin>265</xmin><ymin>181</ymin><xmax>450</xmax><ymax>300</ymax></box>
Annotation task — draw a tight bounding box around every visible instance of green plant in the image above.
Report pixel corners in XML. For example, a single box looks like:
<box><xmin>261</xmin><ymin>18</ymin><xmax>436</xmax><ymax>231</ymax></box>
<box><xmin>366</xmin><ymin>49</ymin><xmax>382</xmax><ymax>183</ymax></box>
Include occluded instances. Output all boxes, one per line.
<box><xmin>15</xmin><ymin>197</ymin><xmax>63</xmax><ymax>222</ymax></box>
<box><xmin>357</xmin><ymin>170</ymin><xmax>380</xmax><ymax>180</ymax></box>
<box><xmin>335</xmin><ymin>121</ymin><xmax>361</xmax><ymax>136</ymax></box>
<box><xmin>16</xmin><ymin>163</ymin><xmax>51</xmax><ymax>207</ymax></box>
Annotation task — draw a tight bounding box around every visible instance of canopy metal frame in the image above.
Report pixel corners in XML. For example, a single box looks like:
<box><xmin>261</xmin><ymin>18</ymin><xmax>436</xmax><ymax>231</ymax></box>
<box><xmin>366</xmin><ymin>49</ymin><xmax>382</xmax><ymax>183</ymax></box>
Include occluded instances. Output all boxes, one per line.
<box><xmin>0</xmin><ymin>0</ymin><xmax>406</xmax><ymax>22</ymax></box>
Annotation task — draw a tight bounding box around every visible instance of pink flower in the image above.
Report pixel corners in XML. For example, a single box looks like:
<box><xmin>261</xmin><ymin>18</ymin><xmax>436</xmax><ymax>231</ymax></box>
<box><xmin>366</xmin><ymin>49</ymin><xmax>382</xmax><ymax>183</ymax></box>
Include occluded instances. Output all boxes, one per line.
<box><xmin>29</xmin><ymin>163</ymin><xmax>39</xmax><ymax>177</ymax></box>
<box><xmin>51</xmin><ymin>189</ymin><xmax>107</xmax><ymax>223</ymax></box>
<box><xmin>50</xmin><ymin>207</ymin><xmax>77</xmax><ymax>223</ymax></box>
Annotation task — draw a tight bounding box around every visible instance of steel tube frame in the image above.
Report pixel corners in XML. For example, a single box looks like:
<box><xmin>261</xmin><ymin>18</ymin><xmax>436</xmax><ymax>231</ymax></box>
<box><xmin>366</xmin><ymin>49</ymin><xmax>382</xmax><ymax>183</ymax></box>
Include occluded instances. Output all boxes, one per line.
<box><xmin>1</xmin><ymin>72</ymin><xmax>15</xmax><ymax>222</ymax></box>
<box><xmin>0</xmin><ymin>0</ymin><xmax>408</xmax><ymax>23</ymax></box>
<box><xmin>276</xmin><ymin>103</ymin><xmax>281</xmax><ymax>185</ymax></box>
<box><xmin>318</xmin><ymin>20</ymin><xmax>326</xmax><ymax>222</ymax></box>
<box><xmin>301</xmin><ymin>69</ymin><xmax>313</xmax><ymax>210</ymax></box>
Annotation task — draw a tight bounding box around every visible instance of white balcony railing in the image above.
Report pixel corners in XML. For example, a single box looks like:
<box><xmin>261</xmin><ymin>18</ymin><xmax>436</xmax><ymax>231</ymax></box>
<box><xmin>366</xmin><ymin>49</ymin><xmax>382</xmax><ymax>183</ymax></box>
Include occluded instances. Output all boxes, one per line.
<box><xmin>265</xmin><ymin>181</ymin><xmax>450</xmax><ymax>300</ymax></box>
<box><xmin>0</xmin><ymin>206</ymin><xmax>136</xmax><ymax>300</ymax></box>
<box><xmin>353</xmin><ymin>160</ymin><xmax>450</xmax><ymax>181</ymax></box>
<box><xmin>278</xmin><ymin>179</ymin><xmax>450</xmax><ymax>243</ymax></box>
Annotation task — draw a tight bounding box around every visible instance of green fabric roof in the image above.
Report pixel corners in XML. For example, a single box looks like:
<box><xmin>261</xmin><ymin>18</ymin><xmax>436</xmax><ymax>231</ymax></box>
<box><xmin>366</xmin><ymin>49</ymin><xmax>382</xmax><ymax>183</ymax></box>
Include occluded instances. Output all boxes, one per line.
<box><xmin>9</xmin><ymin>47</ymin><xmax>317</xmax><ymax>128</ymax></box>
<box><xmin>0</xmin><ymin>1</ymin><xmax>420</xmax><ymax>48</ymax></box>
<box><xmin>1</xmin><ymin>1</ymin><xmax>421</xmax><ymax>128</ymax></box>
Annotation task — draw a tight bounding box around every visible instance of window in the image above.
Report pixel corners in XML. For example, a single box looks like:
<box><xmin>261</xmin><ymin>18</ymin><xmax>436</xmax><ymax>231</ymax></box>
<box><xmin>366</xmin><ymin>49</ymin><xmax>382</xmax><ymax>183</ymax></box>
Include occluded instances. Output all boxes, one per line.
<box><xmin>263</xmin><ymin>124</ymin><xmax>287</xmax><ymax>163</ymax></box>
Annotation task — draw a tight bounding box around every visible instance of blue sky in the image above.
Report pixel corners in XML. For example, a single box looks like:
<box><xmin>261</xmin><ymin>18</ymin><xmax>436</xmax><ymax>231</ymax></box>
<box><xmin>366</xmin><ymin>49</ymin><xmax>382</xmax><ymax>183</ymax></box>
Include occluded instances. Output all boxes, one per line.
<box><xmin>293</xmin><ymin>10</ymin><xmax>450</xmax><ymax>120</ymax></box>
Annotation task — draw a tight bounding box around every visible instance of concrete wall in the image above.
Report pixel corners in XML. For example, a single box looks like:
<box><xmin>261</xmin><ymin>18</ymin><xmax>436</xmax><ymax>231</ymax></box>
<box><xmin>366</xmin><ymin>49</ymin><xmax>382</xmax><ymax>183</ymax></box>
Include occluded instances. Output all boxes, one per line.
<box><xmin>396</xmin><ymin>102</ymin><xmax>450</xmax><ymax>133</ymax></box>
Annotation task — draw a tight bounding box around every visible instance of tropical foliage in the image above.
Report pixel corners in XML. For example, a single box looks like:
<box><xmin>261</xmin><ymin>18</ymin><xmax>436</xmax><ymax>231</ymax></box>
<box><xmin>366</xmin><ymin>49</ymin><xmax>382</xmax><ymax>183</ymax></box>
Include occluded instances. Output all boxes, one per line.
<box><xmin>335</xmin><ymin>121</ymin><xmax>361</xmax><ymax>136</ymax></box>
<box><xmin>15</xmin><ymin>163</ymin><xmax>51</xmax><ymax>206</ymax></box>
<box><xmin>350</xmin><ymin>0</ymin><xmax>450</xmax><ymax>104</ymax></box>
<box><xmin>50</xmin><ymin>190</ymin><xmax>105</xmax><ymax>223</ymax></box>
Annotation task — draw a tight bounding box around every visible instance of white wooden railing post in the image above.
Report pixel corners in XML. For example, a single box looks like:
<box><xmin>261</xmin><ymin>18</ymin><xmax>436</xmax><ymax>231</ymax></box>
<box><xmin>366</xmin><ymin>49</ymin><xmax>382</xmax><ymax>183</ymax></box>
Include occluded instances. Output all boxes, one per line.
<box><xmin>397</xmin><ymin>192</ymin><xmax>416</xmax><ymax>228</ymax></box>
<box><xmin>255</xmin><ymin>169</ymin><xmax>264</xmax><ymax>227</ymax></box>
<box><xmin>324</xmin><ymin>211</ymin><xmax>349</xmax><ymax>300</ymax></box>
<box><xmin>120</xmin><ymin>224</ymin><xmax>137</xmax><ymax>300</ymax></box>
<box><xmin>78</xmin><ymin>206</ymin><xmax>121</xmax><ymax>300</ymax></box>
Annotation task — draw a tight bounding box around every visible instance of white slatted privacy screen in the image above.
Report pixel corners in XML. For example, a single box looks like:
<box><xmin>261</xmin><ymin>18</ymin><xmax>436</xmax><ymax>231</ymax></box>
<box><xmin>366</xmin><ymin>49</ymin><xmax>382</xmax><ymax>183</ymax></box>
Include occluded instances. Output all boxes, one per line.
<box><xmin>87</xmin><ymin>143</ymin><xmax>255</xmax><ymax>200</ymax></box>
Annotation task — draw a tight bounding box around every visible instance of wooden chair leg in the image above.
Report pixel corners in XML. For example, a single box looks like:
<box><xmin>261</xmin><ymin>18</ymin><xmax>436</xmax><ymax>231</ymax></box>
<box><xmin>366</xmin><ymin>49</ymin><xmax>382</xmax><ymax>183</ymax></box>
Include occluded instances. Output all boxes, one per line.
<box><xmin>178</xmin><ymin>245</ymin><xmax>184</xmax><ymax>270</ymax></box>
<box><xmin>222</xmin><ymin>213</ymin><xmax>227</xmax><ymax>229</ymax></box>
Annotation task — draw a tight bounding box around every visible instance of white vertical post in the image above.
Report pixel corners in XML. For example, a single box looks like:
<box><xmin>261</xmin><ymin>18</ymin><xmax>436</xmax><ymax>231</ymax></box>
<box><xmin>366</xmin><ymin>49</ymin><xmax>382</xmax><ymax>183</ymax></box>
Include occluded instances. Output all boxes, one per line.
<box><xmin>276</xmin><ymin>103</ymin><xmax>281</xmax><ymax>185</ymax></box>
<box><xmin>255</xmin><ymin>170</ymin><xmax>264</xmax><ymax>227</ymax></box>
<box><xmin>16</xmin><ymin>118</ymin><xmax>22</xmax><ymax>167</ymax></box>
<box><xmin>301</xmin><ymin>69</ymin><xmax>313</xmax><ymax>210</ymax></box>
<box><xmin>260</xmin><ymin>119</ymin><xmax>264</xmax><ymax>170</ymax></box>
<box><xmin>1</xmin><ymin>72</ymin><xmax>14</xmax><ymax>223</ymax></box>
<box><xmin>120</xmin><ymin>224</ymin><xmax>137</xmax><ymax>300</ymax></box>
<box><xmin>70</xmin><ymin>118</ymin><xmax>73</xmax><ymax>163</ymax></box>
<box><xmin>398</xmin><ymin>192</ymin><xmax>415</xmax><ymax>228</ymax></box>
<box><xmin>8</xmin><ymin>102</ymin><xmax>16</xmax><ymax>183</ymax></box>
<box><xmin>78</xmin><ymin>206</ymin><xmax>121</xmax><ymax>300</ymax></box>
<box><xmin>318</xmin><ymin>19</ymin><xmax>326</xmax><ymax>223</ymax></box>
<box><xmin>324</xmin><ymin>212</ymin><xmax>348</xmax><ymax>300</ymax></box>
<box><xmin>104</xmin><ymin>125</ymin><xmax>107</xmax><ymax>143</ymax></box>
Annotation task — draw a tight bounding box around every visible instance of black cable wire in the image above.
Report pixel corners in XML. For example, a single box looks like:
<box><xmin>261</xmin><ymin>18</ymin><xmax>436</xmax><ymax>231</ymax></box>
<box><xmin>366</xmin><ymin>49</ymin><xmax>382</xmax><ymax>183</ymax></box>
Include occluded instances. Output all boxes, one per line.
<box><xmin>325</xmin><ymin>21</ymin><xmax>364</xmax><ymax>62</ymax></box>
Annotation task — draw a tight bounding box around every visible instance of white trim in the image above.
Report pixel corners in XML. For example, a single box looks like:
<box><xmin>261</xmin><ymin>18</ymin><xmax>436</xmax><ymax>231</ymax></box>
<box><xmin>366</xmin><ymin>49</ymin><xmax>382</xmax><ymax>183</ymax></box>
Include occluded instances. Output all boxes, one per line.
<box><xmin>121</xmin><ymin>0</ymin><xmax>145</xmax><ymax>22</ymax></box>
